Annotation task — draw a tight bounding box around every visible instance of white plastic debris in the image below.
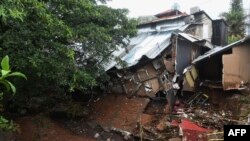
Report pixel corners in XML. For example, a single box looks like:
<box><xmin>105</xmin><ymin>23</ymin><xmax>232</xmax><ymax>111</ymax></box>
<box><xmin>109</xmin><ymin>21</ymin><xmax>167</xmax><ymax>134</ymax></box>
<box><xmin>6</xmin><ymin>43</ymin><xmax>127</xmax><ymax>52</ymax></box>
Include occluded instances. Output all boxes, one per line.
<box><xmin>94</xmin><ymin>133</ymin><xmax>100</xmax><ymax>138</ymax></box>
<box><xmin>173</xmin><ymin>83</ymin><xmax>180</xmax><ymax>89</ymax></box>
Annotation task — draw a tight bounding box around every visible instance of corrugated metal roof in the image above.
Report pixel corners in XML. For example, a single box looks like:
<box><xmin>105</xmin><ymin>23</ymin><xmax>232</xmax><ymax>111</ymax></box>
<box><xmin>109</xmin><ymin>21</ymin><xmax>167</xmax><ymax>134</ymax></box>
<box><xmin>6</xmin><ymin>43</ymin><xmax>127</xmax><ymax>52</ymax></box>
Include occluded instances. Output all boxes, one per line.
<box><xmin>179</xmin><ymin>33</ymin><xmax>201</xmax><ymax>42</ymax></box>
<box><xmin>192</xmin><ymin>37</ymin><xmax>250</xmax><ymax>64</ymax></box>
<box><xmin>152</xmin><ymin>14</ymin><xmax>188</xmax><ymax>22</ymax></box>
<box><xmin>178</xmin><ymin>24</ymin><xmax>191</xmax><ymax>32</ymax></box>
<box><xmin>139</xmin><ymin>14</ymin><xmax>188</xmax><ymax>26</ymax></box>
<box><xmin>155</xmin><ymin>9</ymin><xmax>183</xmax><ymax>18</ymax></box>
<box><xmin>178</xmin><ymin>33</ymin><xmax>214</xmax><ymax>49</ymax></box>
<box><xmin>123</xmin><ymin>32</ymin><xmax>171</xmax><ymax>65</ymax></box>
<box><xmin>104</xmin><ymin>24</ymin><xmax>197</xmax><ymax>71</ymax></box>
<box><xmin>105</xmin><ymin>31</ymin><xmax>172</xmax><ymax>71</ymax></box>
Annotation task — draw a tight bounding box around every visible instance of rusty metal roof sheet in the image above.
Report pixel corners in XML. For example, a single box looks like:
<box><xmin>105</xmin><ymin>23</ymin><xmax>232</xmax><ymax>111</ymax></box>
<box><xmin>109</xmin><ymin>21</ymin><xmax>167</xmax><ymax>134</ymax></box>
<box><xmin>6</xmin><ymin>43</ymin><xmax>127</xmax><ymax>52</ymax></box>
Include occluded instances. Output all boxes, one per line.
<box><xmin>139</xmin><ymin>14</ymin><xmax>188</xmax><ymax>26</ymax></box>
<box><xmin>154</xmin><ymin>9</ymin><xmax>183</xmax><ymax>18</ymax></box>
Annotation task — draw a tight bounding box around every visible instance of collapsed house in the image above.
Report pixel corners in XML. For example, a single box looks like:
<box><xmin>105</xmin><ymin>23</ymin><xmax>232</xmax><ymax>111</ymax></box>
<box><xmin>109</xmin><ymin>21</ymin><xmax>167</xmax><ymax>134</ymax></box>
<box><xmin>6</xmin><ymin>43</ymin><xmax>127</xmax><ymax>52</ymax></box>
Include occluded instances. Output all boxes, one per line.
<box><xmin>90</xmin><ymin>8</ymin><xmax>250</xmax><ymax>141</ymax></box>
<box><xmin>89</xmin><ymin>35</ymin><xmax>250</xmax><ymax>140</ymax></box>
<box><xmin>105</xmin><ymin>8</ymin><xmax>227</xmax><ymax>104</ymax></box>
<box><xmin>184</xmin><ymin>36</ymin><xmax>250</xmax><ymax>92</ymax></box>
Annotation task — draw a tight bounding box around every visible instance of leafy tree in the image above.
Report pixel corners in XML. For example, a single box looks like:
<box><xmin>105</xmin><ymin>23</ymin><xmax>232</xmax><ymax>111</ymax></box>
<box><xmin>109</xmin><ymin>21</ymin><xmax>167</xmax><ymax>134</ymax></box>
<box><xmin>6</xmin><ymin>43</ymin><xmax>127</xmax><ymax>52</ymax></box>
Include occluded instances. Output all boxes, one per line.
<box><xmin>0</xmin><ymin>0</ymin><xmax>137</xmax><ymax>112</ymax></box>
<box><xmin>46</xmin><ymin>0</ymin><xmax>137</xmax><ymax>90</ymax></box>
<box><xmin>220</xmin><ymin>0</ymin><xmax>245</xmax><ymax>42</ymax></box>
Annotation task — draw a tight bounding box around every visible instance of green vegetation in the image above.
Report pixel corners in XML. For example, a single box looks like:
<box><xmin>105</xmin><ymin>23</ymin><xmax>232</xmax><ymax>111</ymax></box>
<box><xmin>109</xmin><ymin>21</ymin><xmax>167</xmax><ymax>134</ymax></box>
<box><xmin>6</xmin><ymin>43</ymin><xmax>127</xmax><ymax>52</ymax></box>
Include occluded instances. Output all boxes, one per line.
<box><xmin>0</xmin><ymin>0</ymin><xmax>137</xmax><ymax>113</ymax></box>
<box><xmin>0</xmin><ymin>56</ymin><xmax>26</xmax><ymax>131</ymax></box>
<box><xmin>220</xmin><ymin>0</ymin><xmax>245</xmax><ymax>43</ymax></box>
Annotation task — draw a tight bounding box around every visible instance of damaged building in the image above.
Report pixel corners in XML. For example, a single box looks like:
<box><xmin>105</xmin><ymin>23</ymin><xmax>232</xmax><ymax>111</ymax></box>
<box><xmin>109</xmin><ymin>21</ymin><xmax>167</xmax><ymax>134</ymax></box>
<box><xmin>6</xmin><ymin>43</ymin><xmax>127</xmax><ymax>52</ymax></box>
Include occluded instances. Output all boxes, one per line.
<box><xmin>186</xmin><ymin>36</ymin><xmax>250</xmax><ymax>91</ymax></box>
<box><xmin>90</xmin><ymin>8</ymin><xmax>250</xmax><ymax>141</ymax></box>
<box><xmin>92</xmin><ymin>33</ymin><xmax>250</xmax><ymax>141</ymax></box>
<box><xmin>105</xmin><ymin>8</ymin><xmax>227</xmax><ymax>103</ymax></box>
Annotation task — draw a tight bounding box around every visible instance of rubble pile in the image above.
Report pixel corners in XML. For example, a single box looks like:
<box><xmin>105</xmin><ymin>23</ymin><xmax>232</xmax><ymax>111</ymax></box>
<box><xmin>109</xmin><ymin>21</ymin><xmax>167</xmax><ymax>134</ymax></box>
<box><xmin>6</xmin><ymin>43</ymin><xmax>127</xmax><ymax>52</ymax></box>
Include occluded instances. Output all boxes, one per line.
<box><xmin>185</xmin><ymin>108</ymin><xmax>235</xmax><ymax>129</ymax></box>
<box><xmin>84</xmin><ymin>92</ymin><xmax>249</xmax><ymax>140</ymax></box>
<box><xmin>131</xmin><ymin>97</ymin><xmax>242</xmax><ymax>141</ymax></box>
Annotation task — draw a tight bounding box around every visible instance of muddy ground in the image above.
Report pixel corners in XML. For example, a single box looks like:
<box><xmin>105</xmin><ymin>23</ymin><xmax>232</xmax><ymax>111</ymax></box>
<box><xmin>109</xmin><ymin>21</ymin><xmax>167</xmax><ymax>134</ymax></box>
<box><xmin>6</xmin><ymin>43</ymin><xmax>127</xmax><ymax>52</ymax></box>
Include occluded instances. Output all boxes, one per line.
<box><xmin>14</xmin><ymin>115</ymin><xmax>96</xmax><ymax>141</ymax></box>
<box><xmin>3</xmin><ymin>91</ymin><xmax>250</xmax><ymax>141</ymax></box>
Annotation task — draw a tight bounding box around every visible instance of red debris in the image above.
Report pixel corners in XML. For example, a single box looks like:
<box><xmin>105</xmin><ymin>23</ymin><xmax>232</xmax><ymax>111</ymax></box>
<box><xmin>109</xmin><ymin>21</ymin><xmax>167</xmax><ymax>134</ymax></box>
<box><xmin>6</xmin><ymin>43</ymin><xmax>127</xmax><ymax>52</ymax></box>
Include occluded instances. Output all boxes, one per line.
<box><xmin>180</xmin><ymin>119</ymin><xmax>212</xmax><ymax>141</ymax></box>
<box><xmin>181</xmin><ymin>119</ymin><xmax>210</xmax><ymax>132</ymax></box>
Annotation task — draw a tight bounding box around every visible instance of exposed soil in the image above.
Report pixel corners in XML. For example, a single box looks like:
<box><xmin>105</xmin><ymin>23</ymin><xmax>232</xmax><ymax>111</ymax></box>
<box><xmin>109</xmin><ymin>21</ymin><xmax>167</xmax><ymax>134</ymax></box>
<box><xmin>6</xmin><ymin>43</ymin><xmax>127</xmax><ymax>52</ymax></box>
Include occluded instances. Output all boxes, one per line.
<box><xmin>144</xmin><ymin>98</ymin><xmax>167</xmax><ymax>115</ymax></box>
<box><xmin>14</xmin><ymin>115</ymin><xmax>96</xmax><ymax>141</ymax></box>
<box><xmin>10</xmin><ymin>92</ymin><xmax>248</xmax><ymax>141</ymax></box>
<box><xmin>11</xmin><ymin>93</ymin><xmax>164</xmax><ymax>141</ymax></box>
<box><xmin>89</xmin><ymin>93</ymin><xmax>150</xmax><ymax>132</ymax></box>
<box><xmin>61</xmin><ymin>119</ymin><xmax>125</xmax><ymax>141</ymax></box>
